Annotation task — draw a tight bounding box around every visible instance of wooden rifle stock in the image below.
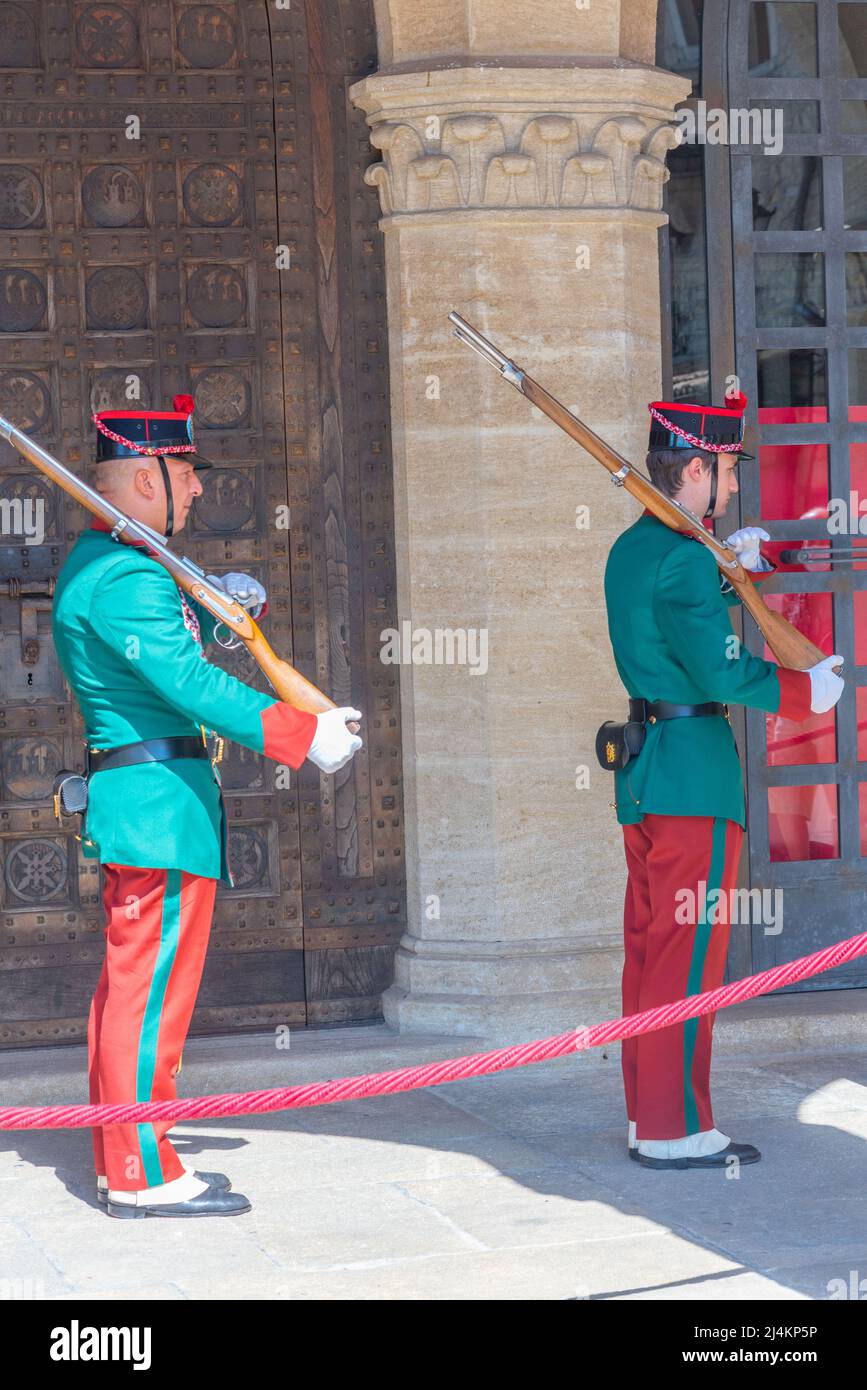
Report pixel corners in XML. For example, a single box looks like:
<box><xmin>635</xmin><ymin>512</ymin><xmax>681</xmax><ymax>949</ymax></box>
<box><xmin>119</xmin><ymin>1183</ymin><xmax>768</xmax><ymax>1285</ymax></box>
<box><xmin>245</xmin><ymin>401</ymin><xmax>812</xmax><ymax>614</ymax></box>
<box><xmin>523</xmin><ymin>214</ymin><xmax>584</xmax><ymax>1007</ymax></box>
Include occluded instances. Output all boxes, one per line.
<box><xmin>0</xmin><ymin>413</ymin><xmax>358</xmax><ymax>726</ymax></box>
<box><xmin>448</xmin><ymin>312</ymin><xmax>830</xmax><ymax>673</ymax></box>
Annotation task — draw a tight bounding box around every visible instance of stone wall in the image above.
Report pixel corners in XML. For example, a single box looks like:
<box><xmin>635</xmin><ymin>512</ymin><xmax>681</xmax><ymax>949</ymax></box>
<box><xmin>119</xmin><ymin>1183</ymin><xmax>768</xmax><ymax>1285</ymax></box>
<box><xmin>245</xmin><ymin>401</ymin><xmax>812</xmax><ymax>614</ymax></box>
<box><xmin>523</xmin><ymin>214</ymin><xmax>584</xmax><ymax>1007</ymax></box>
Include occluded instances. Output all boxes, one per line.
<box><xmin>352</xmin><ymin>2</ymin><xmax>689</xmax><ymax>1038</ymax></box>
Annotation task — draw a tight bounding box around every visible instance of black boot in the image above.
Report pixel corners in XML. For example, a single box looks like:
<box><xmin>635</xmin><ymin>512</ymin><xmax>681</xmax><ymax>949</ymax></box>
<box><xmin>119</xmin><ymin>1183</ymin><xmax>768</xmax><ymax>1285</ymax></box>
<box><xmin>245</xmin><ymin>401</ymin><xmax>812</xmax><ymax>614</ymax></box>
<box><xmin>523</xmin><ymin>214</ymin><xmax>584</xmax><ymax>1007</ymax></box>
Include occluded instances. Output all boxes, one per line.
<box><xmin>98</xmin><ymin>1170</ymin><xmax>231</xmax><ymax>1205</ymax></box>
<box><xmin>107</xmin><ymin>1183</ymin><xmax>251</xmax><ymax>1219</ymax></box>
<box><xmin>638</xmin><ymin>1141</ymin><xmax>761</xmax><ymax>1170</ymax></box>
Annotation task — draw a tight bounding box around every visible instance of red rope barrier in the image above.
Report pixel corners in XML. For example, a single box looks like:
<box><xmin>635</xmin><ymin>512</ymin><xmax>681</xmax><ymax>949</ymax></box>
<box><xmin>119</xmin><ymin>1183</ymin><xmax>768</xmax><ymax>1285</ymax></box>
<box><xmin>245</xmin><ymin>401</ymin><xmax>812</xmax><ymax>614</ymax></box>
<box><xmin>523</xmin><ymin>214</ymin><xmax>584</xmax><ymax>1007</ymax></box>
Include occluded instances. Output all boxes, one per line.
<box><xmin>3</xmin><ymin>926</ymin><xmax>866</xmax><ymax>1132</ymax></box>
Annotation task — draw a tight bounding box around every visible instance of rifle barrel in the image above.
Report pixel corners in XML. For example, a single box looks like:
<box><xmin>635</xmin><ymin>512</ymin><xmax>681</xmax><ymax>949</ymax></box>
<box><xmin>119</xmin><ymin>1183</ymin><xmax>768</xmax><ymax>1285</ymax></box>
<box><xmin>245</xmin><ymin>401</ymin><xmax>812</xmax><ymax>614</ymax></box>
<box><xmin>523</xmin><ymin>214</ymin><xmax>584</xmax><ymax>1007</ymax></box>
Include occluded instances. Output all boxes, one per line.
<box><xmin>1</xmin><ymin>412</ymin><xmax>133</xmax><ymax>534</ymax></box>
<box><xmin>0</xmin><ymin>413</ymin><xmax>349</xmax><ymax>718</ymax></box>
<box><xmin>0</xmin><ymin>412</ymin><xmax>209</xmax><ymax>584</ymax></box>
<box><xmin>446</xmin><ymin>314</ymin><xmax>833</xmax><ymax>671</ymax></box>
<box><xmin>448</xmin><ymin>312</ymin><xmax>525</xmax><ymax>389</ymax></box>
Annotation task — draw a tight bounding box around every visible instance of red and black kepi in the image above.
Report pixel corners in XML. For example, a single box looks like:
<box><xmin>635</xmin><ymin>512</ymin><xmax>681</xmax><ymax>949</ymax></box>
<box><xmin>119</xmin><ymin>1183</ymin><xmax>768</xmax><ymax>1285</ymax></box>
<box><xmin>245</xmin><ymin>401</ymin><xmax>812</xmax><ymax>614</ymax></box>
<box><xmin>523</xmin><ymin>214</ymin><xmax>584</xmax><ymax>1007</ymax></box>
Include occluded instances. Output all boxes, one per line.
<box><xmin>93</xmin><ymin>394</ymin><xmax>211</xmax><ymax>538</ymax></box>
<box><xmin>647</xmin><ymin>388</ymin><xmax>754</xmax><ymax>460</ymax></box>
<box><xmin>647</xmin><ymin>388</ymin><xmax>753</xmax><ymax>518</ymax></box>
<box><xmin>93</xmin><ymin>394</ymin><xmax>213</xmax><ymax>471</ymax></box>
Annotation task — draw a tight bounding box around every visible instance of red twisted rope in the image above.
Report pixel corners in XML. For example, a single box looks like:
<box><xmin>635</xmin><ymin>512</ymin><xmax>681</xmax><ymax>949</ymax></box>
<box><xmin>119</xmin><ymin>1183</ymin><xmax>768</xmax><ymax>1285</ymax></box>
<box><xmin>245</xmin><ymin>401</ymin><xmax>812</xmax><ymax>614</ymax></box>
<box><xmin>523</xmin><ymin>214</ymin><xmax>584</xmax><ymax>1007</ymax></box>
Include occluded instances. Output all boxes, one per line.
<box><xmin>3</xmin><ymin>926</ymin><xmax>865</xmax><ymax>1131</ymax></box>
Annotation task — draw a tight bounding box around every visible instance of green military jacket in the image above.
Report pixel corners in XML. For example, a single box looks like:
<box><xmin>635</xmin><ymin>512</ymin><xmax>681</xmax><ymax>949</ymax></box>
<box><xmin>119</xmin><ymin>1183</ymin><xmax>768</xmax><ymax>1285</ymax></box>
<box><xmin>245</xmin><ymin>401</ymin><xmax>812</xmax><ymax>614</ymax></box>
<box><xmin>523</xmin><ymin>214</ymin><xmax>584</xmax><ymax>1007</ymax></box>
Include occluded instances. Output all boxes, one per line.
<box><xmin>604</xmin><ymin>513</ymin><xmax>811</xmax><ymax>828</ymax></box>
<box><xmin>52</xmin><ymin>521</ymin><xmax>317</xmax><ymax>884</ymax></box>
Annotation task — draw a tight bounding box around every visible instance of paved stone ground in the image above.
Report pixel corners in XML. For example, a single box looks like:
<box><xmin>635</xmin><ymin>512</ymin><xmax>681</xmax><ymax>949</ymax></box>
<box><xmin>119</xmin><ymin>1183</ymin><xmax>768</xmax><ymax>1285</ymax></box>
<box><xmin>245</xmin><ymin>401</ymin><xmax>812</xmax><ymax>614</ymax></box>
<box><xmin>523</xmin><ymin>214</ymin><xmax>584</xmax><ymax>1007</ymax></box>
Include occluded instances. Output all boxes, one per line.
<box><xmin>1</xmin><ymin>1025</ymin><xmax>865</xmax><ymax>1301</ymax></box>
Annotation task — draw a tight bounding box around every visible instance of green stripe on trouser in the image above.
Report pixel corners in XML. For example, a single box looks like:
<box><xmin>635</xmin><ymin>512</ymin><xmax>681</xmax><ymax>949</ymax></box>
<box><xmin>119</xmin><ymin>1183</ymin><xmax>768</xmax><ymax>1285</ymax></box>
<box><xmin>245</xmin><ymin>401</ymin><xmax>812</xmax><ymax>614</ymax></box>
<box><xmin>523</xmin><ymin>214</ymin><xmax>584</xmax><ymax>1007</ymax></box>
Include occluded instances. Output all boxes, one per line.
<box><xmin>683</xmin><ymin>818</ymin><xmax>728</xmax><ymax>1136</ymax></box>
<box><xmin>135</xmin><ymin>868</ymin><xmax>183</xmax><ymax>1187</ymax></box>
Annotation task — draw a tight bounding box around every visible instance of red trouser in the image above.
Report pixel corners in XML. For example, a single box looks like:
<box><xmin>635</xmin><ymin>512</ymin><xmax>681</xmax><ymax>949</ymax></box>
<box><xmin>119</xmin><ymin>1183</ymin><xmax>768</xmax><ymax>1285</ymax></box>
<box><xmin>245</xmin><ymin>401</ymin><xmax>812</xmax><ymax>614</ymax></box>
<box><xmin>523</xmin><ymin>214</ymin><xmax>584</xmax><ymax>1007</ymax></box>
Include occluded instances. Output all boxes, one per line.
<box><xmin>621</xmin><ymin>814</ymin><xmax>744</xmax><ymax>1141</ymax></box>
<box><xmin>87</xmin><ymin>863</ymin><xmax>217</xmax><ymax>1191</ymax></box>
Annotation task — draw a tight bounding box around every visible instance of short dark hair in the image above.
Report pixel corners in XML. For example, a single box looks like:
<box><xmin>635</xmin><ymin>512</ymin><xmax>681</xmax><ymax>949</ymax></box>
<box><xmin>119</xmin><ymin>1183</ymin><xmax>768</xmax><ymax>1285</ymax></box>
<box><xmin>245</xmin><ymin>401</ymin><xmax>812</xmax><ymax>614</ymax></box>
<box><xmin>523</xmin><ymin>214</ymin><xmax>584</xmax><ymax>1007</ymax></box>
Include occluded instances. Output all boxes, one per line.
<box><xmin>645</xmin><ymin>446</ymin><xmax>715</xmax><ymax>498</ymax></box>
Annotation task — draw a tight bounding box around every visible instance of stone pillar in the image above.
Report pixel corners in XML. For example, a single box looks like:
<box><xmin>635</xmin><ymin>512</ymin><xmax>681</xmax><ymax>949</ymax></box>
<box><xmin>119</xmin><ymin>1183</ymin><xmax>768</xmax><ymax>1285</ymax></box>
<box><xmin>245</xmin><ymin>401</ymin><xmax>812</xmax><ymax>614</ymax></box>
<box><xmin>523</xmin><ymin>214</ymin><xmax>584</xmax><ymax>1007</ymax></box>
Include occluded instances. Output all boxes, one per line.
<box><xmin>351</xmin><ymin>3</ymin><xmax>690</xmax><ymax>1040</ymax></box>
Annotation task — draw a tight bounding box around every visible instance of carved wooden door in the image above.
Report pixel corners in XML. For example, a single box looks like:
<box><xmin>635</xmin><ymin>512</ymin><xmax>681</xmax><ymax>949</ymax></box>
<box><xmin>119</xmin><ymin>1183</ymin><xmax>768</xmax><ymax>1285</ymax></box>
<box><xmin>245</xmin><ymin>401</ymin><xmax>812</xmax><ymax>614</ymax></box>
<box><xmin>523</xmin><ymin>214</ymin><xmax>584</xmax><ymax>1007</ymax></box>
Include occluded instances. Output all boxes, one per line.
<box><xmin>0</xmin><ymin>0</ymin><xmax>405</xmax><ymax>1047</ymax></box>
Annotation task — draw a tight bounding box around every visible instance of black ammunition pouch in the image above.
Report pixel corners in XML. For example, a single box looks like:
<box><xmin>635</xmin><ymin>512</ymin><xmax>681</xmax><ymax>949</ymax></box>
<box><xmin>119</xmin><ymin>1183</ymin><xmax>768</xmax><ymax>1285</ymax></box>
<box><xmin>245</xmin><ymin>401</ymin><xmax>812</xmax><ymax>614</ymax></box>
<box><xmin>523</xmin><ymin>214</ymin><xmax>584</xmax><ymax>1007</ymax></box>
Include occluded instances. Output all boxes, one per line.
<box><xmin>53</xmin><ymin>770</ymin><xmax>89</xmax><ymax>820</ymax></box>
<box><xmin>51</xmin><ymin>735</ymin><xmax>214</xmax><ymax>826</ymax></box>
<box><xmin>595</xmin><ymin>720</ymin><xmax>646</xmax><ymax>772</ymax></box>
<box><xmin>595</xmin><ymin>699</ymin><xmax>728</xmax><ymax>772</ymax></box>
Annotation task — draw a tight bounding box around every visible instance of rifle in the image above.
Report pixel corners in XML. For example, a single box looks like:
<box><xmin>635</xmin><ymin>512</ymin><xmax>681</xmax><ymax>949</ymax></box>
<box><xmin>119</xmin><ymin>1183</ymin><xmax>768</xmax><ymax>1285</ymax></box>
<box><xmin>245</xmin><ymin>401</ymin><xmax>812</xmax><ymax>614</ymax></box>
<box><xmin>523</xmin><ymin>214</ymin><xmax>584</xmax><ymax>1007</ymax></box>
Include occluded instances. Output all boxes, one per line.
<box><xmin>0</xmin><ymin>414</ymin><xmax>359</xmax><ymax>728</ymax></box>
<box><xmin>448</xmin><ymin>312</ymin><xmax>830</xmax><ymax>673</ymax></box>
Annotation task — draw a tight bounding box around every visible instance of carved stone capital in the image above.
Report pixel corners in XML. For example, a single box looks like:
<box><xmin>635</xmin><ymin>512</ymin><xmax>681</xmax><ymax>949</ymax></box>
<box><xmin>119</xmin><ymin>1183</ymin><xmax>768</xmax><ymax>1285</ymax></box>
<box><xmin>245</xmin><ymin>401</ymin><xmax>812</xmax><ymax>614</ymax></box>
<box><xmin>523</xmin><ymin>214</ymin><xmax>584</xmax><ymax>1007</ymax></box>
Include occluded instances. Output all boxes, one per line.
<box><xmin>350</xmin><ymin>64</ymin><xmax>692</xmax><ymax>220</ymax></box>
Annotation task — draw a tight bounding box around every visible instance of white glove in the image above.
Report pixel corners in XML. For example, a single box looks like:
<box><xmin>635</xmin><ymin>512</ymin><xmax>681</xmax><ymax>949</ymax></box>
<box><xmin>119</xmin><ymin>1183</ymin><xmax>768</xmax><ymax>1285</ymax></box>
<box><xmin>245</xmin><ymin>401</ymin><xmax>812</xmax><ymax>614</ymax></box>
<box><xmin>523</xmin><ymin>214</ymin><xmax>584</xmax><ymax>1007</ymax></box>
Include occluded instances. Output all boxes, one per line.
<box><xmin>206</xmin><ymin>571</ymin><xmax>267</xmax><ymax>619</ymax></box>
<box><xmin>808</xmin><ymin>655</ymin><xmax>844</xmax><ymax>714</ymax></box>
<box><xmin>724</xmin><ymin>527</ymin><xmax>771</xmax><ymax>572</ymax></box>
<box><xmin>307</xmin><ymin>707</ymin><xmax>363</xmax><ymax>774</ymax></box>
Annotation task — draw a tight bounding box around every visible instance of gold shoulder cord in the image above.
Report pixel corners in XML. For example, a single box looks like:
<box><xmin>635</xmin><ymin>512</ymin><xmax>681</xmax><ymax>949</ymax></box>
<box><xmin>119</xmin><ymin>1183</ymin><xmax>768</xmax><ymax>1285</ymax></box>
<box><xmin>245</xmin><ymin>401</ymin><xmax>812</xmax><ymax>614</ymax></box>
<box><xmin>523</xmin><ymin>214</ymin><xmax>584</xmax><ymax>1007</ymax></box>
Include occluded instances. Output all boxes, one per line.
<box><xmin>200</xmin><ymin>724</ymin><xmax>225</xmax><ymax>767</ymax></box>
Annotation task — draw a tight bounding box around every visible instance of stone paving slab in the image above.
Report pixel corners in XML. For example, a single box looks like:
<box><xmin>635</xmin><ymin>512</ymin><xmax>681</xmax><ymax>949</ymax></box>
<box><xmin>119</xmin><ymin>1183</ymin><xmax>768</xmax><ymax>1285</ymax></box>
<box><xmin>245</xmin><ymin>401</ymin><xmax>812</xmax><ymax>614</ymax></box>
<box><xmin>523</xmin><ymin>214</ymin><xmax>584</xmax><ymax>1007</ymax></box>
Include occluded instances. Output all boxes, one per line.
<box><xmin>1</xmin><ymin>1026</ymin><xmax>865</xmax><ymax>1300</ymax></box>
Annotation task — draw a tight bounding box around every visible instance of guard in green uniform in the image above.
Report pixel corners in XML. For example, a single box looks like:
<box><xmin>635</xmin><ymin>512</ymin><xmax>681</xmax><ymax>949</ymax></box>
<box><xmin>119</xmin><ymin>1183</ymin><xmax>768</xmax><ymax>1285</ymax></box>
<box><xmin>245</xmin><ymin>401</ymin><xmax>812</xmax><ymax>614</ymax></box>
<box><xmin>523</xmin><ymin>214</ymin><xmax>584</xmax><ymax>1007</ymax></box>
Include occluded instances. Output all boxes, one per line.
<box><xmin>52</xmin><ymin>397</ymin><xmax>363</xmax><ymax>1217</ymax></box>
<box><xmin>604</xmin><ymin>388</ymin><xmax>844</xmax><ymax>1169</ymax></box>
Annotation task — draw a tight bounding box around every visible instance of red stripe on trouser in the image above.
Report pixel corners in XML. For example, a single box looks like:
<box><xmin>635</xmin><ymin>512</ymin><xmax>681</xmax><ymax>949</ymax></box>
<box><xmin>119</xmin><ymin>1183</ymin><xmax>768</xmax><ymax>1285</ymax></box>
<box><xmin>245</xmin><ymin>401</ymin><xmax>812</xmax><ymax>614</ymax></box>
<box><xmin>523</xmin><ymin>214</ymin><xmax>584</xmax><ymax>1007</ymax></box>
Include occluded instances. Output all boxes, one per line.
<box><xmin>620</xmin><ymin>814</ymin><xmax>744</xmax><ymax>1141</ymax></box>
<box><xmin>87</xmin><ymin>863</ymin><xmax>217</xmax><ymax>1191</ymax></box>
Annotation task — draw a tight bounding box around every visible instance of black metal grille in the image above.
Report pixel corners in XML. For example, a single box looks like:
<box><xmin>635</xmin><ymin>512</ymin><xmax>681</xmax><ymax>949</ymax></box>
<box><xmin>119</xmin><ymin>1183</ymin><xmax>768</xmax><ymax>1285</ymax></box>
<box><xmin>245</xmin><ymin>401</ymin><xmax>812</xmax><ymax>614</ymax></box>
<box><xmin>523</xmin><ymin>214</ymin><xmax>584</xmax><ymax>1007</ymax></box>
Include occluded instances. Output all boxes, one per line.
<box><xmin>724</xmin><ymin>0</ymin><xmax>867</xmax><ymax>985</ymax></box>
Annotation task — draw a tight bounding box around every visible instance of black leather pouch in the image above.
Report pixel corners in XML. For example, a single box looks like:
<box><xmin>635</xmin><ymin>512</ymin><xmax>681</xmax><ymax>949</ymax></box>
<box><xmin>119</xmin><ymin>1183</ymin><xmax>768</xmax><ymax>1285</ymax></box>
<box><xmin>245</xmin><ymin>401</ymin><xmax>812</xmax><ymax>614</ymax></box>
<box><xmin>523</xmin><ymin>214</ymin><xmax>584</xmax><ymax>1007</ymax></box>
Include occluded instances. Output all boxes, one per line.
<box><xmin>52</xmin><ymin>770</ymin><xmax>89</xmax><ymax>820</ymax></box>
<box><xmin>595</xmin><ymin>720</ymin><xmax>646</xmax><ymax>772</ymax></box>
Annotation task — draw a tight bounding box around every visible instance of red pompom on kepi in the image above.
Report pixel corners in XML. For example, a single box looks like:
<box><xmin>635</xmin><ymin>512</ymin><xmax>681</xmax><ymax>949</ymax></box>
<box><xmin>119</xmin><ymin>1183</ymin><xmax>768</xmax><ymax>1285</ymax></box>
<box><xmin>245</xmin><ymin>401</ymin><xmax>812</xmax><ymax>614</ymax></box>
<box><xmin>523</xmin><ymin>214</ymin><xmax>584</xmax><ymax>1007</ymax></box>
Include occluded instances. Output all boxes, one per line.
<box><xmin>724</xmin><ymin>388</ymin><xmax>748</xmax><ymax>414</ymax></box>
<box><xmin>173</xmin><ymin>393</ymin><xmax>196</xmax><ymax>415</ymax></box>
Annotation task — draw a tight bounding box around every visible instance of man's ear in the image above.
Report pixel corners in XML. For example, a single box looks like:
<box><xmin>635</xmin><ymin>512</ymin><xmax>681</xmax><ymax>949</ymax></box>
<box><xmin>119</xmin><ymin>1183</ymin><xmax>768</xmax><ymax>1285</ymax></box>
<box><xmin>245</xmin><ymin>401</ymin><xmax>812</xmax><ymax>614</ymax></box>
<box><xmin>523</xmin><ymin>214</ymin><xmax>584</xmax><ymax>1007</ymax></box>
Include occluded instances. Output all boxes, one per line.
<box><xmin>685</xmin><ymin>453</ymin><xmax>708</xmax><ymax>482</ymax></box>
<box><xmin>133</xmin><ymin>464</ymin><xmax>156</xmax><ymax>499</ymax></box>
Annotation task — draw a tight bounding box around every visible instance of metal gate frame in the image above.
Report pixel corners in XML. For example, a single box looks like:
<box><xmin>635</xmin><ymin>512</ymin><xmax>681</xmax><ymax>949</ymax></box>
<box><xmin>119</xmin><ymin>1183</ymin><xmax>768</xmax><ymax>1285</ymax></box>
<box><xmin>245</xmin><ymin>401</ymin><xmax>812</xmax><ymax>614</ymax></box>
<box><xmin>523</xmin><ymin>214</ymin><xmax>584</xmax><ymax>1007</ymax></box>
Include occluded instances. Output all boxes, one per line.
<box><xmin>723</xmin><ymin>0</ymin><xmax>867</xmax><ymax>987</ymax></box>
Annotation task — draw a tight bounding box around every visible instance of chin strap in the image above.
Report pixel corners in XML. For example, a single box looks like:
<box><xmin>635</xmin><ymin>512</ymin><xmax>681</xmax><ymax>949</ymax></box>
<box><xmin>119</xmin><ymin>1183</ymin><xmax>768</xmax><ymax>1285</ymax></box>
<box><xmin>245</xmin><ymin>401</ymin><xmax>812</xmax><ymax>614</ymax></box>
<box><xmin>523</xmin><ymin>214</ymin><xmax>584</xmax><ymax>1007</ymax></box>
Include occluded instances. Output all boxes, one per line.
<box><xmin>155</xmin><ymin>454</ymin><xmax>174</xmax><ymax>537</ymax></box>
<box><xmin>704</xmin><ymin>456</ymin><xmax>719</xmax><ymax>519</ymax></box>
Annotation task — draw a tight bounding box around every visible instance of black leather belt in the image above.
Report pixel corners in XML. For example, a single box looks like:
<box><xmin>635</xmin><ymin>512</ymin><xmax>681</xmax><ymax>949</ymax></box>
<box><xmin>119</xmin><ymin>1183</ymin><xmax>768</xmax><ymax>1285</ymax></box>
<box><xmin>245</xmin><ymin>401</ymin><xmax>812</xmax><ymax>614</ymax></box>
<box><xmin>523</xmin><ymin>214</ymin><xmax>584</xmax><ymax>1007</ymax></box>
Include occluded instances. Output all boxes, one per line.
<box><xmin>86</xmin><ymin>735</ymin><xmax>210</xmax><ymax>775</ymax></box>
<box><xmin>629</xmin><ymin>699</ymin><xmax>728</xmax><ymax>724</ymax></box>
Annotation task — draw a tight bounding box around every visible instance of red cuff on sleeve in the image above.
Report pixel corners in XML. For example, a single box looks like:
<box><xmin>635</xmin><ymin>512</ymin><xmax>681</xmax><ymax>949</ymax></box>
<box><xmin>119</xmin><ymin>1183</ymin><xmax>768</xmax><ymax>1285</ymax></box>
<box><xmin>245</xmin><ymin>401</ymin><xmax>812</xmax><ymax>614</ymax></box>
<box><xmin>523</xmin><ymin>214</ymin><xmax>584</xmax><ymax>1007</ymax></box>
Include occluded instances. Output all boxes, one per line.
<box><xmin>260</xmin><ymin>702</ymin><xmax>317</xmax><ymax>768</ymax></box>
<box><xmin>259</xmin><ymin>599</ymin><xmax>269</xmax><ymax>618</ymax></box>
<box><xmin>776</xmin><ymin>667</ymin><xmax>813</xmax><ymax>723</ymax></box>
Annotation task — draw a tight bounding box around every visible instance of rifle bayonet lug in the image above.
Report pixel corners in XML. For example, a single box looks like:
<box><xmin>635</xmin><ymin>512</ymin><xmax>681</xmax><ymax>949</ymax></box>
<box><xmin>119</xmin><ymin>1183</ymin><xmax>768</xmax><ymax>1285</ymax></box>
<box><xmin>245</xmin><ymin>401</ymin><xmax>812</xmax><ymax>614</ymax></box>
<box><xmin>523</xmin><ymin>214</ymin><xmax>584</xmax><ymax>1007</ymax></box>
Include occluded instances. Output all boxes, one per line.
<box><xmin>502</xmin><ymin>362</ymin><xmax>524</xmax><ymax>389</ymax></box>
